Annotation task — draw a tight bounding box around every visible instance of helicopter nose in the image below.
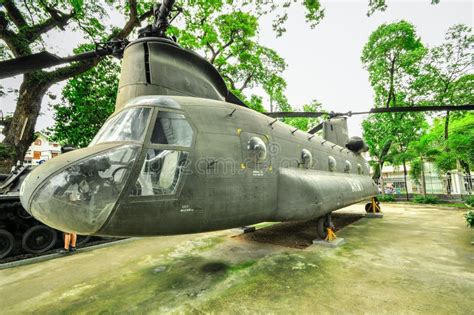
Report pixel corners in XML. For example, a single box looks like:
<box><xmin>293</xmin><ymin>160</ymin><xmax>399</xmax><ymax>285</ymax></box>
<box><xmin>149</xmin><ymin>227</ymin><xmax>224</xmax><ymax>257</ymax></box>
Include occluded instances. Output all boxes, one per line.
<box><xmin>20</xmin><ymin>144</ymin><xmax>140</xmax><ymax>234</ymax></box>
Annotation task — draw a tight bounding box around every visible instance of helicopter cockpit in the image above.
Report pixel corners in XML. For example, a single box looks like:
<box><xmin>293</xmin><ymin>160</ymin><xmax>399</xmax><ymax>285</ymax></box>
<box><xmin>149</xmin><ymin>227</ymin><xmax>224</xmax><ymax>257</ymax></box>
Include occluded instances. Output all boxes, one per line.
<box><xmin>21</xmin><ymin>96</ymin><xmax>194</xmax><ymax>235</ymax></box>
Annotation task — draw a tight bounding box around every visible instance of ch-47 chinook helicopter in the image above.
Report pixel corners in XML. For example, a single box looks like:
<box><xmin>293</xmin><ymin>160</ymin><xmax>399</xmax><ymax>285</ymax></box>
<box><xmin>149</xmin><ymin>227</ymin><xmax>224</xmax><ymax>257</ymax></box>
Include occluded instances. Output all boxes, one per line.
<box><xmin>1</xmin><ymin>0</ymin><xmax>472</xmax><ymax>240</ymax></box>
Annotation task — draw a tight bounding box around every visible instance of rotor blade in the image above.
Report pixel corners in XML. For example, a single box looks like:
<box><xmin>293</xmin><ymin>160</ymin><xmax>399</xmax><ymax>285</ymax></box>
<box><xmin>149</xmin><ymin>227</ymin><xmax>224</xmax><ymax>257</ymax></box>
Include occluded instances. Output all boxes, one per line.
<box><xmin>308</xmin><ymin>122</ymin><xmax>324</xmax><ymax>134</ymax></box>
<box><xmin>0</xmin><ymin>51</ymin><xmax>64</xmax><ymax>79</ymax></box>
<box><xmin>352</xmin><ymin>104</ymin><xmax>474</xmax><ymax>115</ymax></box>
<box><xmin>0</xmin><ymin>49</ymin><xmax>114</xmax><ymax>79</ymax></box>
<box><xmin>264</xmin><ymin>111</ymin><xmax>328</xmax><ymax>118</ymax></box>
<box><xmin>264</xmin><ymin>105</ymin><xmax>473</xmax><ymax>119</ymax></box>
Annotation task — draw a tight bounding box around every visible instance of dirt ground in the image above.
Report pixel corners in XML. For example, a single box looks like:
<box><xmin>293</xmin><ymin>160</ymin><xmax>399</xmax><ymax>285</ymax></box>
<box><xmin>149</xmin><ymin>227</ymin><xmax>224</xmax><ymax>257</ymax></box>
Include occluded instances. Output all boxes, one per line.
<box><xmin>0</xmin><ymin>203</ymin><xmax>472</xmax><ymax>314</ymax></box>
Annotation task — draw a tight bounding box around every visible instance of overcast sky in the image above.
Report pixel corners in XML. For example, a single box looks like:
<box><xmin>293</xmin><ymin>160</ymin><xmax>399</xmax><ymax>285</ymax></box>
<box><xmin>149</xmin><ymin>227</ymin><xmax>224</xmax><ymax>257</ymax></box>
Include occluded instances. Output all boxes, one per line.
<box><xmin>0</xmin><ymin>0</ymin><xmax>472</xmax><ymax>138</ymax></box>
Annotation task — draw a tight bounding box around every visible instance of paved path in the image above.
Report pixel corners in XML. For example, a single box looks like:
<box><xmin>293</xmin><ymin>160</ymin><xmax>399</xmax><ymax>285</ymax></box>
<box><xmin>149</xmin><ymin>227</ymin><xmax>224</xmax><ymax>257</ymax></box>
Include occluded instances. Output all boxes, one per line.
<box><xmin>1</xmin><ymin>203</ymin><xmax>473</xmax><ymax>314</ymax></box>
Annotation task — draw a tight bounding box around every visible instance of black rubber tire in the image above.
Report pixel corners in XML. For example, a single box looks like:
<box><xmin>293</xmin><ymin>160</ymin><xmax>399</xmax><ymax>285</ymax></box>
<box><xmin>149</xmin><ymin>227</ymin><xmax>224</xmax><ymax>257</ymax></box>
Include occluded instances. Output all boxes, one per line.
<box><xmin>316</xmin><ymin>216</ymin><xmax>328</xmax><ymax>239</ymax></box>
<box><xmin>0</xmin><ymin>229</ymin><xmax>15</xmax><ymax>259</ymax></box>
<box><xmin>17</xmin><ymin>207</ymin><xmax>33</xmax><ymax>220</ymax></box>
<box><xmin>22</xmin><ymin>225</ymin><xmax>58</xmax><ymax>254</ymax></box>
<box><xmin>365</xmin><ymin>203</ymin><xmax>372</xmax><ymax>213</ymax></box>
<box><xmin>76</xmin><ymin>235</ymin><xmax>91</xmax><ymax>247</ymax></box>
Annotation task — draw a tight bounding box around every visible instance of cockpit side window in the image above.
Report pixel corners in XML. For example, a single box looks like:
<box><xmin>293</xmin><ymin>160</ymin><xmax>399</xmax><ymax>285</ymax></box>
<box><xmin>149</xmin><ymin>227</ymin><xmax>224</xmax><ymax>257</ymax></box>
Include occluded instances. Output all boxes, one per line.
<box><xmin>90</xmin><ymin>107</ymin><xmax>151</xmax><ymax>146</ymax></box>
<box><xmin>151</xmin><ymin>112</ymin><xmax>193</xmax><ymax>147</ymax></box>
<box><xmin>130</xmin><ymin>149</ymin><xmax>189</xmax><ymax>196</ymax></box>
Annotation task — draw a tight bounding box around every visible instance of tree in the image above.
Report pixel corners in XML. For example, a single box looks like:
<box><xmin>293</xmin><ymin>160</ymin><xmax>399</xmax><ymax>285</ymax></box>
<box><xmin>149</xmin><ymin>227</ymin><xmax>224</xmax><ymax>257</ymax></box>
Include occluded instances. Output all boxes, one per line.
<box><xmin>407</xmin><ymin>133</ymin><xmax>440</xmax><ymax>196</ymax></box>
<box><xmin>416</xmin><ymin>24</ymin><xmax>473</xmax><ymax>142</ymax></box>
<box><xmin>426</xmin><ymin>113</ymin><xmax>474</xmax><ymax>174</ymax></box>
<box><xmin>361</xmin><ymin>21</ymin><xmax>427</xmax><ymax>186</ymax></box>
<box><xmin>361</xmin><ymin>20</ymin><xmax>426</xmax><ymax>109</ymax></box>
<box><xmin>362</xmin><ymin>113</ymin><xmax>396</xmax><ymax>189</ymax></box>
<box><xmin>0</xmin><ymin>0</ymin><xmax>155</xmax><ymax>166</ymax></box>
<box><xmin>49</xmin><ymin>56</ymin><xmax>120</xmax><ymax>148</ymax></box>
<box><xmin>389</xmin><ymin>113</ymin><xmax>427</xmax><ymax>199</ymax></box>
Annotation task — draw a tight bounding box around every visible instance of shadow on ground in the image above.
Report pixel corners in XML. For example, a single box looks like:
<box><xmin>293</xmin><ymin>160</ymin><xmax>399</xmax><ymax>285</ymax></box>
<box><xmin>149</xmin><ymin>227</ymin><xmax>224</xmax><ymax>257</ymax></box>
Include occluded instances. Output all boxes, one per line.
<box><xmin>235</xmin><ymin>212</ymin><xmax>364</xmax><ymax>249</ymax></box>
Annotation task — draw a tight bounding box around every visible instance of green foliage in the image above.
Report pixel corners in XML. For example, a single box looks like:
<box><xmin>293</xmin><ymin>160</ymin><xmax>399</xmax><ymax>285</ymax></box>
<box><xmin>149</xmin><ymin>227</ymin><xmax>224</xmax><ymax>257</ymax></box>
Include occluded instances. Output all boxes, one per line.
<box><xmin>416</xmin><ymin>24</ymin><xmax>473</xmax><ymax>107</ymax></box>
<box><xmin>464</xmin><ymin>210</ymin><xmax>474</xmax><ymax>228</ymax></box>
<box><xmin>282</xmin><ymin>100</ymin><xmax>324</xmax><ymax>131</ymax></box>
<box><xmin>377</xmin><ymin>194</ymin><xmax>395</xmax><ymax>202</ymax></box>
<box><xmin>409</xmin><ymin>159</ymin><xmax>422</xmax><ymax>185</ymax></box>
<box><xmin>464</xmin><ymin>196</ymin><xmax>474</xmax><ymax>207</ymax></box>
<box><xmin>413</xmin><ymin>195</ymin><xmax>439</xmax><ymax>204</ymax></box>
<box><xmin>361</xmin><ymin>20</ymin><xmax>426</xmax><ymax>108</ymax></box>
<box><xmin>49</xmin><ymin>58</ymin><xmax>120</xmax><ymax>147</ymax></box>
<box><xmin>0</xmin><ymin>143</ymin><xmax>16</xmax><ymax>161</ymax></box>
<box><xmin>367</xmin><ymin>0</ymin><xmax>440</xmax><ymax>16</ymax></box>
<box><xmin>421</xmin><ymin>113</ymin><xmax>474</xmax><ymax>173</ymax></box>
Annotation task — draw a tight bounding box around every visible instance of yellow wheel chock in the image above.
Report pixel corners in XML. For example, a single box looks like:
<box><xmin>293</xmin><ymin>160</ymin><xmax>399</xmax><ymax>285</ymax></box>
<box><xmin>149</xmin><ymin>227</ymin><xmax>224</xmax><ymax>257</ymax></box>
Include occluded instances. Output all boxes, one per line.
<box><xmin>371</xmin><ymin>197</ymin><xmax>381</xmax><ymax>213</ymax></box>
<box><xmin>325</xmin><ymin>227</ymin><xmax>337</xmax><ymax>241</ymax></box>
<box><xmin>365</xmin><ymin>197</ymin><xmax>382</xmax><ymax>213</ymax></box>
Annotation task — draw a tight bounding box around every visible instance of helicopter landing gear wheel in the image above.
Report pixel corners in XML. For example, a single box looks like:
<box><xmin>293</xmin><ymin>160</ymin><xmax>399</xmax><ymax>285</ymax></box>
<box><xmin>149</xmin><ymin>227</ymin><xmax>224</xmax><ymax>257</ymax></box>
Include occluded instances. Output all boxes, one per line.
<box><xmin>76</xmin><ymin>235</ymin><xmax>91</xmax><ymax>247</ymax></box>
<box><xmin>0</xmin><ymin>229</ymin><xmax>15</xmax><ymax>259</ymax></box>
<box><xmin>365</xmin><ymin>197</ymin><xmax>381</xmax><ymax>213</ymax></box>
<box><xmin>316</xmin><ymin>214</ymin><xmax>333</xmax><ymax>239</ymax></box>
<box><xmin>22</xmin><ymin>225</ymin><xmax>58</xmax><ymax>254</ymax></box>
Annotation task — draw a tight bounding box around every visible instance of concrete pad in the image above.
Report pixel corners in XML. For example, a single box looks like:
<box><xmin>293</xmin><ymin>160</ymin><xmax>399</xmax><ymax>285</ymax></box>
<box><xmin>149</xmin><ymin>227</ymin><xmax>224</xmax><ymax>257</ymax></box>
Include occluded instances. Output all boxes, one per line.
<box><xmin>365</xmin><ymin>212</ymin><xmax>384</xmax><ymax>218</ymax></box>
<box><xmin>312</xmin><ymin>238</ymin><xmax>345</xmax><ymax>248</ymax></box>
<box><xmin>0</xmin><ymin>238</ymin><xmax>135</xmax><ymax>270</ymax></box>
<box><xmin>231</xmin><ymin>226</ymin><xmax>256</xmax><ymax>234</ymax></box>
<box><xmin>0</xmin><ymin>203</ymin><xmax>472</xmax><ymax>314</ymax></box>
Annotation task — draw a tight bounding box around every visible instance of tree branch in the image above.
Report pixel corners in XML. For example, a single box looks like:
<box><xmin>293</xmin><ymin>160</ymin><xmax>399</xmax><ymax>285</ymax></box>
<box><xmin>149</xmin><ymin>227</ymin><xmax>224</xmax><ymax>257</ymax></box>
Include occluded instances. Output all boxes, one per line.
<box><xmin>0</xmin><ymin>13</ymin><xmax>29</xmax><ymax>57</ymax></box>
<box><xmin>211</xmin><ymin>31</ymin><xmax>236</xmax><ymax>63</ymax></box>
<box><xmin>239</xmin><ymin>74</ymin><xmax>253</xmax><ymax>91</ymax></box>
<box><xmin>42</xmin><ymin>0</ymin><xmax>154</xmax><ymax>85</ymax></box>
<box><xmin>207</xmin><ymin>43</ymin><xmax>217</xmax><ymax>63</ymax></box>
<box><xmin>223</xmin><ymin>74</ymin><xmax>236</xmax><ymax>90</ymax></box>
<box><xmin>26</xmin><ymin>11</ymin><xmax>75</xmax><ymax>41</ymax></box>
<box><xmin>3</xmin><ymin>0</ymin><xmax>28</xmax><ymax>28</ymax></box>
<box><xmin>114</xmin><ymin>0</ymin><xmax>152</xmax><ymax>39</ymax></box>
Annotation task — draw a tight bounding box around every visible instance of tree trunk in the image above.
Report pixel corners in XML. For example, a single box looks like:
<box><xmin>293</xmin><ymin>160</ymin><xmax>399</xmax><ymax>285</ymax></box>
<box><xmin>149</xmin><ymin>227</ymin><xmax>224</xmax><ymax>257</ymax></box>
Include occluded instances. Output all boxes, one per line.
<box><xmin>420</xmin><ymin>156</ymin><xmax>426</xmax><ymax>197</ymax></box>
<box><xmin>444</xmin><ymin>110</ymin><xmax>450</xmax><ymax>142</ymax></box>
<box><xmin>402</xmin><ymin>159</ymin><xmax>409</xmax><ymax>201</ymax></box>
<box><xmin>379</xmin><ymin>160</ymin><xmax>385</xmax><ymax>196</ymax></box>
<box><xmin>3</xmin><ymin>73</ymin><xmax>50</xmax><ymax>165</ymax></box>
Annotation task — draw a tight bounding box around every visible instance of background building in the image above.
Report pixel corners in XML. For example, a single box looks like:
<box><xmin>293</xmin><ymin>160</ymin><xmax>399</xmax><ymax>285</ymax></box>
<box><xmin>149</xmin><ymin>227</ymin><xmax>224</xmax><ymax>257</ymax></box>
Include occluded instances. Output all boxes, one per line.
<box><xmin>376</xmin><ymin>162</ymin><xmax>472</xmax><ymax>198</ymax></box>
<box><xmin>23</xmin><ymin>132</ymin><xmax>61</xmax><ymax>165</ymax></box>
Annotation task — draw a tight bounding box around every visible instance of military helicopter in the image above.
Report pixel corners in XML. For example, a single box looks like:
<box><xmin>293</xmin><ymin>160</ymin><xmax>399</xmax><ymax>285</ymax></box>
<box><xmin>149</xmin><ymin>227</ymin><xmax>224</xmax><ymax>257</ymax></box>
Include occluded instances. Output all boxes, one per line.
<box><xmin>1</xmin><ymin>0</ymin><xmax>472</xmax><ymax>240</ymax></box>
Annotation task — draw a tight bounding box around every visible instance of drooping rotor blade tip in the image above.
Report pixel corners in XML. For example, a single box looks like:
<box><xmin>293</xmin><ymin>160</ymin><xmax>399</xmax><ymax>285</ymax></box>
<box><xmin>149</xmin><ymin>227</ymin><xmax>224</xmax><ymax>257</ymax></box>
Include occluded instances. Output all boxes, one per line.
<box><xmin>0</xmin><ymin>51</ymin><xmax>64</xmax><ymax>79</ymax></box>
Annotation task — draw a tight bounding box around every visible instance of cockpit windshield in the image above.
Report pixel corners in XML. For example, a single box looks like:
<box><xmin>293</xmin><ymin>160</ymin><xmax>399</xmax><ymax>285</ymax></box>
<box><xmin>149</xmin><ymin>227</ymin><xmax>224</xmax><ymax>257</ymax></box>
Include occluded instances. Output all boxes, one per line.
<box><xmin>90</xmin><ymin>107</ymin><xmax>151</xmax><ymax>146</ymax></box>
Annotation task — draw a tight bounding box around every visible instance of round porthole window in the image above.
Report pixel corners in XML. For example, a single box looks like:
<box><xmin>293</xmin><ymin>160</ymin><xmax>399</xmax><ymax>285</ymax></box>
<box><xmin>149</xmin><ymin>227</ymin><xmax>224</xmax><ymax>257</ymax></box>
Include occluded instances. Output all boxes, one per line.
<box><xmin>344</xmin><ymin>160</ymin><xmax>352</xmax><ymax>173</ymax></box>
<box><xmin>328</xmin><ymin>156</ymin><xmax>336</xmax><ymax>171</ymax></box>
<box><xmin>301</xmin><ymin>149</ymin><xmax>313</xmax><ymax>169</ymax></box>
<box><xmin>247</xmin><ymin>137</ymin><xmax>267</xmax><ymax>162</ymax></box>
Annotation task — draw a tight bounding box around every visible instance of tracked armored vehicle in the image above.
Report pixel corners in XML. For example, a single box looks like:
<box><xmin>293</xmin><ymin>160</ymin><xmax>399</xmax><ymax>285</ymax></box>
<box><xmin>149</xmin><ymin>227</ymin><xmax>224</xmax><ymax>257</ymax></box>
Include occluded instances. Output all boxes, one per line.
<box><xmin>0</xmin><ymin>164</ymin><xmax>90</xmax><ymax>259</ymax></box>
